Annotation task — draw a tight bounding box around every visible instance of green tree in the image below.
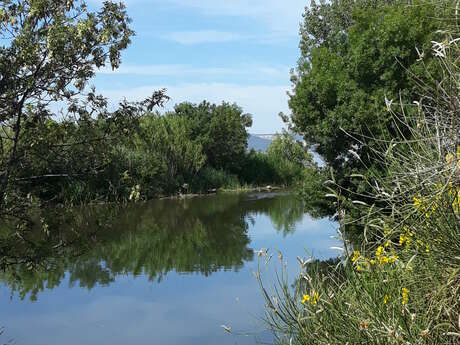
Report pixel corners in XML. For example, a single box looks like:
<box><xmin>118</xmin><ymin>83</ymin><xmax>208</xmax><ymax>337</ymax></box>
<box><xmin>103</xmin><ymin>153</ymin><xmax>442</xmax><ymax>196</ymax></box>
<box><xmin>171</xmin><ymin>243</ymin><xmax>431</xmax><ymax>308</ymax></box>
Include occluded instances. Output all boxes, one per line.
<box><xmin>0</xmin><ymin>1</ymin><xmax>170</xmax><ymax>206</ymax></box>
<box><xmin>0</xmin><ymin>0</ymin><xmax>134</xmax><ymax>200</ymax></box>
<box><xmin>289</xmin><ymin>0</ymin><xmax>442</xmax><ymax>170</ymax></box>
<box><xmin>267</xmin><ymin>132</ymin><xmax>313</xmax><ymax>185</ymax></box>
<box><xmin>173</xmin><ymin>101</ymin><xmax>253</xmax><ymax>173</ymax></box>
<box><xmin>288</xmin><ymin>0</ymin><xmax>447</xmax><ymax>217</ymax></box>
<box><xmin>133</xmin><ymin>113</ymin><xmax>206</xmax><ymax>194</ymax></box>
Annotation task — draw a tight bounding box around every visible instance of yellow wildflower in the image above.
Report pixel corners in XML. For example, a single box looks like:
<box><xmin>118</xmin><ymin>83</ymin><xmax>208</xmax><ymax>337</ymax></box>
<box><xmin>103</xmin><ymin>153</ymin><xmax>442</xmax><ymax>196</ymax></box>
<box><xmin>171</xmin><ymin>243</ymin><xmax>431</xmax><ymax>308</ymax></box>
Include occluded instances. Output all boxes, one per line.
<box><xmin>370</xmin><ymin>259</ymin><xmax>376</xmax><ymax>265</ymax></box>
<box><xmin>457</xmin><ymin>145</ymin><xmax>460</xmax><ymax>167</ymax></box>
<box><xmin>376</xmin><ymin>246</ymin><xmax>384</xmax><ymax>257</ymax></box>
<box><xmin>379</xmin><ymin>255</ymin><xmax>390</xmax><ymax>265</ymax></box>
<box><xmin>384</xmin><ymin>240</ymin><xmax>391</xmax><ymax>248</ymax></box>
<box><xmin>401</xmin><ymin>288</ymin><xmax>409</xmax><ymax>306</ymax></box>
<box><xmin>387</xmin><ymin>255</ymin><xmax>398</xmax><ymax>264</ymax></box>
<box><xmin>352</xmin><ymin>250</ymin><xmax>360</xmax><ymax>263</ymax></box>
<box><xmin>311</xmin><ymin>291</ymin><xmax>319</xmax><ymax>305</ymax></box>
<box><xmin>383</xmin><ymin>294</ymin><xmax>389</xmax><ymax>305</ymax></box>
<box><xmin>301</xmin><ymin>294</ymin><xmax>310</xmax><ymax>304</ymax></box>
<box><xmin>399</xmin><ymin>232</ymin><xmax>412</xmax><ymax>250</ymax></box>
<box><xmin>399</xmin><ymin>234</ymin><xmax>405</xmax><ymax>246</ymax></box>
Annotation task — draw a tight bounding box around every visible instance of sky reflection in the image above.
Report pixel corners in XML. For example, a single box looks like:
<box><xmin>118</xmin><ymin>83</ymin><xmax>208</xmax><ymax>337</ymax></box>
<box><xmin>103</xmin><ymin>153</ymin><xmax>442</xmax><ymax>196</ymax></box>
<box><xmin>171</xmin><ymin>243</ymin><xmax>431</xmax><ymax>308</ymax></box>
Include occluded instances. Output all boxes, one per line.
<box><xmin>0</xmin><ymin>192</ymin><xmax>340</xmax><ymax>345</ymax></box>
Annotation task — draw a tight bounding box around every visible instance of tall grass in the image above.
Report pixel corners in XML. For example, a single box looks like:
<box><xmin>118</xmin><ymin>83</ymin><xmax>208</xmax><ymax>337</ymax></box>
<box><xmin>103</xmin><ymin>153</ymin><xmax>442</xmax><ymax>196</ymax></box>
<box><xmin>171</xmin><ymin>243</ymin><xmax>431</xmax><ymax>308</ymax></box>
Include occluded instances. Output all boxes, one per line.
<box><xmin>257</xmin><ymin>21</ymin><xmax>460</xmax><ymax>345</ymax></box>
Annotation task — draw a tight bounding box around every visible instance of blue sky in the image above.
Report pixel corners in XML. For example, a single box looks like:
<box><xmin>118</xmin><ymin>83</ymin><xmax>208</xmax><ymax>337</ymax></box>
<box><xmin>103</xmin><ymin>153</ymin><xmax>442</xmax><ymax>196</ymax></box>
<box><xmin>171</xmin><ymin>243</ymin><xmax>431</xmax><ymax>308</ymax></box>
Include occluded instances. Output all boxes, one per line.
<box><xmin>90</xmin><ymin>0</ymin><xmax>309</xmax><ymax>133</ymax></box>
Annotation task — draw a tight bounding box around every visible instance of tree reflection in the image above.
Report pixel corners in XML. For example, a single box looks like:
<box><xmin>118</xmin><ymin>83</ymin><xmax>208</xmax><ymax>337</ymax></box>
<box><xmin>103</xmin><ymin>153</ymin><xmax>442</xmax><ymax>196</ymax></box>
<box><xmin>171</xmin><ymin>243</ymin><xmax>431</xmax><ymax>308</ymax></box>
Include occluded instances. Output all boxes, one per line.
<box><xmin>0</xmin><ymin>192</ymin><xmax>305</xmax><ymax>300</ymax></box>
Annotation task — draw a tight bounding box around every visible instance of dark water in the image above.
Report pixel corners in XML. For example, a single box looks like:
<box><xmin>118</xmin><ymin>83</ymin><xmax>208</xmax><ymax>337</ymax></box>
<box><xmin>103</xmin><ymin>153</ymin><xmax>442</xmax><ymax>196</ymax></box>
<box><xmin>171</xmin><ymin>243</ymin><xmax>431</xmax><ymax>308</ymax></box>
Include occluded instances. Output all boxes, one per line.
<box><xmin>0</xmin><ymin>192</ymin><xmax>339</xmax><ymax>345</ymax></box>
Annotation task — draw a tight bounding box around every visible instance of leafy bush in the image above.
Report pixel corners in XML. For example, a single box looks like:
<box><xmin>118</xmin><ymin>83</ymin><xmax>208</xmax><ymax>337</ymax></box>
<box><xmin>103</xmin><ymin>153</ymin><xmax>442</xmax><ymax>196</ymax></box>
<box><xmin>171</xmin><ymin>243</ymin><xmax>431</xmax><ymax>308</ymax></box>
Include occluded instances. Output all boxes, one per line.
<box><xmin>192</xmin><ymin>167</ymin><xmax>240</xmax><ymax>191</ymax></box>
<box><xmin>240</xmin><ymin>133</ymin><xmax>313</xmax><ymax>187</ymax></box>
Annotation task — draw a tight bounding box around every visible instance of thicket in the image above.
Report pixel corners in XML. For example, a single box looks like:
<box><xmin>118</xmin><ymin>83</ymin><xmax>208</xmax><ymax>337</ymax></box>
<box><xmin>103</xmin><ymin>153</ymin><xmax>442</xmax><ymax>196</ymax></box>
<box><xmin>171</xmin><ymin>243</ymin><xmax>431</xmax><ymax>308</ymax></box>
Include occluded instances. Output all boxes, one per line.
<box><xmin>258</xmin><ymin>1</ymin><xmax>460</xmax><ymax>344</ymax></box>
<box><xmin>287</xmin><ymin>0</ymin><xmax>450</xmax><ymax>218</ymax></box>
<box><xmin>240</xmin><ymin>133</ymin><xmax>314</xmax><ymax>187</ymax></box>
<box><xmin>11</xmin><ymin>102</ymin><xmax>311</xmax><ymax>205</ymax></box>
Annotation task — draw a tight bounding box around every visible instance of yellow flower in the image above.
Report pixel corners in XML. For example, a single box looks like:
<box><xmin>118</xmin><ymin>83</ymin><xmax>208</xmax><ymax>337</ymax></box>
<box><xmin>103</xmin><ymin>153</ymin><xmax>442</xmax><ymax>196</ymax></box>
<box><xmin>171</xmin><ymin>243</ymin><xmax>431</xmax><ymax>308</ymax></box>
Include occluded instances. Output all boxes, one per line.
<box><xmin>301</xmin><ymin>294</ymin><xmax>310</xmax><ymax>304</ymax></box>
<box><xmin>388</xmin><ymin>255</ymin><xmax>398</xmax><ymax>264</ymax></box>
<box><xmin>399</xmin><ymin>232</ymin><xmax>412</xmax><ymax>250</ymax></box>
<box><xmin>370</xmin><ymin>259</ymin><xmax>376</xmax><ymax>265</ymax></box>
<box><xmin>379</xmin><ymin>255</ymin><xmax>390</xmax><ymax>265</ymax></box>
<box><xmin>376</xmin><ymin>246</ymin><xmax>384</xmax><ymax>257</ymax></box>
<box><xmin>383</xmin><ymin>294</ymin><xmax>389</xmax><ymax>305</ymax></box>
<box><xmin>456</xmin><ymin>146</ymin><xmax>460</xmax><ymax>167</ymax></box>
<box><xmin>384</xmin><ymin>240</ymin><xmax>391</xmax><ymax>248</ymax></box>
<box><xmin>399</xmin><ymin>234</ymin><xmax>405</xmax><ymax>246</ymax></box>
<box><xmin>311</xmin><ymin>291</ymin><xmax>319</xmax><ymax>305</ymax></box>
<box><xmin>401</xmin><ymin>287</ymin><xmax>409</xmax><ymax>306</ymax></box>
<box><xmin>352</xmin><ymin>250</ymin><xmax>360</xmax><ymax>263</ymax></box>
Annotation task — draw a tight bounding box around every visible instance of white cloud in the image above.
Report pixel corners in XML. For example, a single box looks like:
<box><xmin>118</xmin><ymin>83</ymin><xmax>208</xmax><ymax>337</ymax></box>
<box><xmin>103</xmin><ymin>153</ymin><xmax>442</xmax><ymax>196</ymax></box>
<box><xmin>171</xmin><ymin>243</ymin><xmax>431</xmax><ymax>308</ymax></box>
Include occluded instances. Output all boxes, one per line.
<box><xmin>162</xmin><ymin>30</ymin><xmax>243</xmax><ymax>45</ymax></box>
<box><xmin>100</xmin><ymin>82</ymin><xmax>289</xmax><ymax>133</ymax></box>
<box><xmin>97</xmin><ymin>63</ymin><xmax>289</xmax><ymax>79</ymax></box>
<box><xmin>91</xmin><ymin>0</ymin><xmax>308</xmax><ymax>37</ymax></box>
<box><xmin>160</xmin><ymin>0</ymin><xmax>308</xmax><ymax>35</ymax></box>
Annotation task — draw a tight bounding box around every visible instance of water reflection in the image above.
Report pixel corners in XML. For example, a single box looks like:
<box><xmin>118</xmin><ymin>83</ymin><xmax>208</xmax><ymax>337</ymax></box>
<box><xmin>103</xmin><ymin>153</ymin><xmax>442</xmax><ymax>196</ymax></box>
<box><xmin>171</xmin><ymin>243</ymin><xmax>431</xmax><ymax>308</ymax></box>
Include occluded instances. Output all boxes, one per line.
<box><xmin>0</xmin><ymin>192</ymin><xmax>305</xmax><ymax>300</ymax></box>
<box><xmin>0</xmin><ymin>192</ymin><xmax>340</xmax><ymax>345</ymax></box>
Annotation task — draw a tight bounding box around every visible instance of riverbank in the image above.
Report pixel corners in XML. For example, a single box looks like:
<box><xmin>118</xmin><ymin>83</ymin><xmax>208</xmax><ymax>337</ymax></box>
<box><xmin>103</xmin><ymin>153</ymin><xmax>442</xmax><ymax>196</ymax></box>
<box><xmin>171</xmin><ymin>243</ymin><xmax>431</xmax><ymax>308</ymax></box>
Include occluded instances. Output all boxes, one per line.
<box><xmin>257</xmin><ymin>26</ymin><xmax>460</xmax><ymax>345</ymax></box>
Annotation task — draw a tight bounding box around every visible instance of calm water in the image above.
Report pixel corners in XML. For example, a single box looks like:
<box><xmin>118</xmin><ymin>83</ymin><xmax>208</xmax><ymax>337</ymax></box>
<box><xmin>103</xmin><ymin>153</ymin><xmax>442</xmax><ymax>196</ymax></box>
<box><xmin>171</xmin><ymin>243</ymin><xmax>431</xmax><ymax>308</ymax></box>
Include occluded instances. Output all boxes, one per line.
<box><xmin>0</xmin><ymin>192</ymin><xmax>339</xmax><ymax>345</ymax></box>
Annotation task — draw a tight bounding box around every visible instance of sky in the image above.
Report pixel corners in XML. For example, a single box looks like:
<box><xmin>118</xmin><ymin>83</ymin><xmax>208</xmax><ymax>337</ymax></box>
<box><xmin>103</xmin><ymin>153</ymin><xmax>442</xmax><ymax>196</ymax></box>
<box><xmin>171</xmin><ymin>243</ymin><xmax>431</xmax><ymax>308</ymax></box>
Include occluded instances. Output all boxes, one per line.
<box><xmin>90</xmin><ymin>0</ymin><xmax>309</xmax><ymax>133</ymax></box>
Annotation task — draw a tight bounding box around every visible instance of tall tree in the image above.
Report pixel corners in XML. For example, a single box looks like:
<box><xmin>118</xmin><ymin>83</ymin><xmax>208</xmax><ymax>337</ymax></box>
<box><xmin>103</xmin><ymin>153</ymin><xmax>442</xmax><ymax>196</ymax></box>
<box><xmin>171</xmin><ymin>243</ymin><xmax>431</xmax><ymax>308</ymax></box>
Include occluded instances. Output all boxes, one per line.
<box><xmin>173</xmin><ymin>101</ymin><xmax>253</xmax><ymax>173</ymax></box>
<box><xmin>289</xmin><ymin>0</ymin><xmax>442</xmax><ymax>171</ymax></box>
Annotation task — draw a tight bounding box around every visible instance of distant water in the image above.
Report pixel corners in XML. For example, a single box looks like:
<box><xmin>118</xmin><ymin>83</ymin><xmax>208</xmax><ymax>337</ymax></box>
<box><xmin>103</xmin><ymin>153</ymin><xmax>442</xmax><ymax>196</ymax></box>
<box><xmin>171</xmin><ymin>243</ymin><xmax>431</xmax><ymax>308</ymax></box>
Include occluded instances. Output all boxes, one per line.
<box><xmin>0</xmin><ymin>192</ymin><xmax>339</xmax><ymax>345</ymax></box>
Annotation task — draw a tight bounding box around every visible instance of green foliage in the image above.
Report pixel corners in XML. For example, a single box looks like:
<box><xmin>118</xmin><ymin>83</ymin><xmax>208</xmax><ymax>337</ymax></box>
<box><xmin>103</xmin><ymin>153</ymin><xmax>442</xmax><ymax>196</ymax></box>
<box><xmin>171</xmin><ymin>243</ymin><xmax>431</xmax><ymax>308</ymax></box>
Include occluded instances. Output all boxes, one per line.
<box><xmin>300</xmin><ymin>167</ymin><xmax>336</xmax><ymax>219</ymax></box>
<box><xmin>0</xmin><ymin>0</ymin><xmax>134</xmax><ymax>196</ymax></box>
<box><xmin>131</xmin><ymin>113</ymin><xmax>206</xmax><ymax>195</ymax></box>
<box><xmin>290</xmin><ymin>0</ymin><xmax>450</xmax><ymax>218</ymax></box>
<box><xmin>174</xmin><ymin>101</ymin><xmax>253</xmax><ymax>173</ymax></box>
<box><xmin>191</xmin><ymin>167</ymin><xmax>240</xmax><ymax>191</ymax></box>
<box><xmin>0</xmin><ymin>0</ymin><xmax>302</xmax><ymax>213</ymax></box>
<box><xmin>291</xmin><ymin>0</ymin><xmax>442</xmax><ymax>169</ymax></box>
<box><xmin>240</xmin><ymin>149</ymin><xmax>278</xmax><ymax>185</ymax></box>
<box><xmin>241</xmin><ymin>133</ymin><xmax>313</xmax><ymax>186</ymax></box>
<box><xmin>259</xmin><ymin>19</ymin><xmax>460</xmax><ymax>345</ymax></box>
<box><xmin>267</xmin><ymin>133</ymin><xmax>313</xmax><ymax>186</ymax></box>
